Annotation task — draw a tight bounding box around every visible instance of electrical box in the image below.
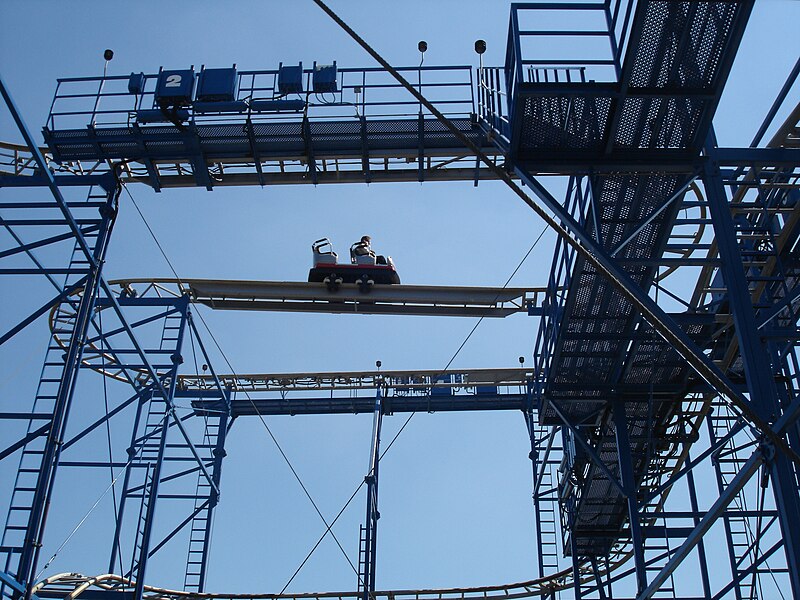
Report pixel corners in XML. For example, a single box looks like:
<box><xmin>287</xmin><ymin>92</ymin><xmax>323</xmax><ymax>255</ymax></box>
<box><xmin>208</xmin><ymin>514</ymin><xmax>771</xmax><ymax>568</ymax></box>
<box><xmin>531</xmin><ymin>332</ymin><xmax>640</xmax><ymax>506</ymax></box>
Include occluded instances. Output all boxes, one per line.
<box><xmin>196</xmin><ymin>67</ymin><xmax>237</xmax><ymax>102</ymax></box>
<box><xmin>155</xmin><ymin>68</ymin><xmax>195</xmax><ymax>107</ymax></box>
<box><xmin>278</xmin><ymin>63</ymin><xmax>303</xmax><ymax>95</ymax></box>
<box><xmin>313</xmin><ymin>62</ymin><xmax>338</xmax><ymax>93</ymax></box>
<box><xmin>128</xmin><ymin>72</ymin><xmax>145</xmax><ymax>95</ymax></box>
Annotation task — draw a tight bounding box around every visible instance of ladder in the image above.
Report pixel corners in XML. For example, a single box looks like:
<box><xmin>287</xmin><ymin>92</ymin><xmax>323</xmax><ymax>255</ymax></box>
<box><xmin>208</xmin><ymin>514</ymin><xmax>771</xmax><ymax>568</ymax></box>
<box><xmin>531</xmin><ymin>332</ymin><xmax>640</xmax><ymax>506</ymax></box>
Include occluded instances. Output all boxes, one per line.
<box><xmin>124</xmin><ymin>307</ymin><xmax>185</xmax><ymax>583</ymax></box>
<box><xmin>641</xmin><ymin>514</ymin><xmax>677</xmax><ymax>599</ymax></box>
<box><xmin>183</xmin><ymin>412</ymin><xmax>224</xmax><ymax>592</ymax></box>
<box><xmin>1</xmin><ymin>186</ymin><xmax>109</xmax><ymax>598</ymax></box>
<box><xmin>357</xmin><ymin>525</ymin><xmax>368</xmax><ymax>592</ymax></box>
<box><xmin>124</xmin><ymin>394</ymin><xmax>169</xmax><ymax>582</ymax></box>
<box><xmin>708</xmin><ymin>403</ymin><xmax>757</xmax><ymax>600</ymax></box>
<box><xmin>532</xmin><ymin>423</ymin><xmax>561</xmax><ymax>577</ymax></box>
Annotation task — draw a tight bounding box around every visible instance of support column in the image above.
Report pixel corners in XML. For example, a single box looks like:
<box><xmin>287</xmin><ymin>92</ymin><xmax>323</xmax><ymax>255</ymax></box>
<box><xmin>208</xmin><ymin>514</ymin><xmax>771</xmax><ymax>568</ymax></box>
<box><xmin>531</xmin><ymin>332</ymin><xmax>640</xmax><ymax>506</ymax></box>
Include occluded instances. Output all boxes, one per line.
<box><xmin>685</xmin><ymin>447</ymin><xmax>712</xmax><ymax>599</ymax></box>
<box><xmin>704</xmin><ymin>156</ymin><xmax>800</xmax><ymax>597</ymax></box>
<box><xmin>360</xmin><ymin>383</ymin><xmax>383</xmax><ymax>599</ymax></box>
<box><xmin>132</xmin><ymin>300</ymin><xmax>189</xmax><ymax>600</ymax></box>
<box><xmin>17</xmin><ymin>187</ymin><xmax>118</xmax><ymax>600</ymax></box>
<box><xmin>191</xmin><ymin>390</ymin><xmax>231</xmax><ymax>592</ymax></box>
<box><xmin>612</xmin><ymin>397</ymin><xmax>647</xmax><ymax>594</ymax></box>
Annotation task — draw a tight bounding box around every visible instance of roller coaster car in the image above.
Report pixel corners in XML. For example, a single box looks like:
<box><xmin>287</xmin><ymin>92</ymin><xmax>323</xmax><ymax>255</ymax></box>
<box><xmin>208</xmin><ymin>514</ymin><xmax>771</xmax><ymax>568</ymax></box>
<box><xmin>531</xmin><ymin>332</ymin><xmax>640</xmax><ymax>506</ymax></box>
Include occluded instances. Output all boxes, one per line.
<box><xmin>308</xmin><ymin>238</ymin><xmax>401</xmax><ymax>290</ymax></box>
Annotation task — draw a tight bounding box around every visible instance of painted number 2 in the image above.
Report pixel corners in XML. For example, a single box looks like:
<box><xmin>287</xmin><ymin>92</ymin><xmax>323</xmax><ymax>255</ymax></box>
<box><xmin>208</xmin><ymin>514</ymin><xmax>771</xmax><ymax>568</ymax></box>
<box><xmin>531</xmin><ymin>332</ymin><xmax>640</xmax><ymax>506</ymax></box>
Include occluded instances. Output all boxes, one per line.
<box><xmin>165</xmin><ymin>74</ymin><xmax>182</xmax><ymax>88</ymax></box>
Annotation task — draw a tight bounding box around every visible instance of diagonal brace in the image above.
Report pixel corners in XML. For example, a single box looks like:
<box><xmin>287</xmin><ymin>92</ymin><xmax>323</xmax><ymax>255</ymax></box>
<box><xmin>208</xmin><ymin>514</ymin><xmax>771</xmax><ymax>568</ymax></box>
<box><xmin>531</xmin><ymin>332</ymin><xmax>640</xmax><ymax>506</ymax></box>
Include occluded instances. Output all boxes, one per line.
<box><xmin>0</xmin><ymin>278</ymin><xmax>87</xmax><ymax>346</ymax></box>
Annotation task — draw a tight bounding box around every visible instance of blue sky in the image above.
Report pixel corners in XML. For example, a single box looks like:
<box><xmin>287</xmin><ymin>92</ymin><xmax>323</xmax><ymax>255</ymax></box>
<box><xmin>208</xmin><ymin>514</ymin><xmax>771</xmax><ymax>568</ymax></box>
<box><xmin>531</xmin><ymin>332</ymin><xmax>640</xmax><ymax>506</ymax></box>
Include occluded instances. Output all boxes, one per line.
<box><xmin>1</xmin><ymin>0</ymin><xmax>799</xmax><ymax>596</ymax></box>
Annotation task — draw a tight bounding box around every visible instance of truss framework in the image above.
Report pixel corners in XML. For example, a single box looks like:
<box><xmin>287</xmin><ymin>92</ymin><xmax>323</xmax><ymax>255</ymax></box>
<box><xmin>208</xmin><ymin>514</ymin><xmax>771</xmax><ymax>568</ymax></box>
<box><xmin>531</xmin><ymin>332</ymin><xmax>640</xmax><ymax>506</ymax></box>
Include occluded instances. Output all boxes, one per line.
<box><xmin>1</xmin><ymin>1</ymin><xmax>800</xmax><ymax>599</ymax></box>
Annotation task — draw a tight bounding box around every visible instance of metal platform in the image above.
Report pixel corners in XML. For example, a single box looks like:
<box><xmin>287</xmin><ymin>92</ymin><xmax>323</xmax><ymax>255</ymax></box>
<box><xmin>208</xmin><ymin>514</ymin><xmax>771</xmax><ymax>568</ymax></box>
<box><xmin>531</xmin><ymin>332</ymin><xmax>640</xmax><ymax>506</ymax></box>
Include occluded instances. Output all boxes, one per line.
<box><xmin>37</xmin><ymin>66</ymin><xmax>504</xmax><ymax>189</ymax></box>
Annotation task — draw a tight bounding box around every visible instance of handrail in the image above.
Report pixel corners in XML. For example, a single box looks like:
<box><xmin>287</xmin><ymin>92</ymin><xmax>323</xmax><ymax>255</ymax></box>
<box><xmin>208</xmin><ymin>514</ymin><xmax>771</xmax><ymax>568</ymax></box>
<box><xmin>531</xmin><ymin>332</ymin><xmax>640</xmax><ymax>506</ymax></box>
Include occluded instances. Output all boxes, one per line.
<box><xmin>45</xmin><ymin>65</ymin><xmax>477</xmax><ymax>132</ymax></box>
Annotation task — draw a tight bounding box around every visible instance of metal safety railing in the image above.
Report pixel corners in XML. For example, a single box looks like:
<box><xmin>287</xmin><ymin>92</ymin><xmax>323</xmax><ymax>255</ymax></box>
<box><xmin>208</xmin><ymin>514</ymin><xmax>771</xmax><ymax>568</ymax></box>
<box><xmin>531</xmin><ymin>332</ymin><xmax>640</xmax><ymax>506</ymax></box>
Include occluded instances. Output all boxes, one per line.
<box><xmin>45</xmin><ymin>65</ymin><xmax>476</xmax><ymax>132</ymax></box>
<box><xmin>505</xmin><ymin>1</ymin><xmax>635</xmax><ymax>91</ymax></box>
<box><xmin>477</xmin><ymin>1</ymin><xmax>636</xmax><ymax>141</ymax></box>
<box><xmin>532</xmin><ymin>176</ymin><xmax>593</xmax><ymax>404</ymax></box>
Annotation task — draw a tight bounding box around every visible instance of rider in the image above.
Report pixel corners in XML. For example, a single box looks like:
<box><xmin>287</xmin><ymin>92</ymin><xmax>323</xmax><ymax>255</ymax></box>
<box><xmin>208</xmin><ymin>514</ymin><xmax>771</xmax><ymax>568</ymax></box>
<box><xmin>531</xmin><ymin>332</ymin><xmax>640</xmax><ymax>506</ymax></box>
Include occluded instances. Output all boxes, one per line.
<box><xmin>353</xmin><ymin>235</ymin><xmax>387</xmax><ymax>265</ymax></box>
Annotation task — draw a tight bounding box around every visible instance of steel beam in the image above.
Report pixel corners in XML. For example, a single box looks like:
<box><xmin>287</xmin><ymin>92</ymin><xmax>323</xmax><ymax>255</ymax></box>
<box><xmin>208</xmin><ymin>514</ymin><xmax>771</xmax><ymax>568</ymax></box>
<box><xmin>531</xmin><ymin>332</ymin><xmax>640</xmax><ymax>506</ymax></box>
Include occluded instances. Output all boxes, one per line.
<box><xmin>10</xmin><ymin>186</ymin><xmax>117</xmax><ymax>600</ymax></box>
<box><xmin>612</xmin><ymin>398</ymin><xmax>646</xmax><ymax>594</ymax></box>
<box><xmin>638</xmin><ymin>450</ymin><xmax>764</xmax><ymax>599</ymax></box>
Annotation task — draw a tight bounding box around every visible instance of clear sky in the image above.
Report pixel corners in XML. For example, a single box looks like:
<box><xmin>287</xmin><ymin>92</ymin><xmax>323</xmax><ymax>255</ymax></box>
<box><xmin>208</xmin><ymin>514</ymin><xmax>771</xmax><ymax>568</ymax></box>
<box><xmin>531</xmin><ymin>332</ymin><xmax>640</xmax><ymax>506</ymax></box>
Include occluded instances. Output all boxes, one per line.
<box><xmin>1</xmin><ymin>0</ymin><xmax>799</xmax><ymax>596</ymax></box>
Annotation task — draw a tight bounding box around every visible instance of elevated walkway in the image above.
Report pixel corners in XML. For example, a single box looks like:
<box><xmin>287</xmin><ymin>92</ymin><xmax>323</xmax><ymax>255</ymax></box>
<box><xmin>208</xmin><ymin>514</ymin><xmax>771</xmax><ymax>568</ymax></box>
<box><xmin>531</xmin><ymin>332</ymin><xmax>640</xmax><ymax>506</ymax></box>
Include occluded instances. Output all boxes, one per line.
<box><xmin>38</xmin><ymin>66</ymin><xmax>503</xmax><ymax>189</ymax></box>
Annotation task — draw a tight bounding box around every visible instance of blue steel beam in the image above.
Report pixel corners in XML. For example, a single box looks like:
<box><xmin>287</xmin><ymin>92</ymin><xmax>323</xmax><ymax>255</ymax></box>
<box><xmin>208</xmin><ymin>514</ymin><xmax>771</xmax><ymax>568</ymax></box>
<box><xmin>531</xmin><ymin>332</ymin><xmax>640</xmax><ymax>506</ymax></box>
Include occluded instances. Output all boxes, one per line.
<box><xmin>4</xmin><ymin>179</ymin><xmax>118</xmax><ymax>600</ymax></box>
<box><xmin>749</xmin><ymin>57</ymin><xmax>800</xmax><ymax>148</ymax></box>
<box><xmin>0</xmin><ymin>227</ymin><xmax>99</xmax><ymax>260</ymax></box>
<box><xmin>514</xmin><ymin>165</ymin><xmax>799</xmax><ymax>463</ymax></box>
<box><xmin>684</xmin><ymin>448</ymin><xmax>712</xmax><ymax>600</ymax></box>
<box><xmin>638</xmin><ymin>449</ymin><xmax>764</xmax><ymax>599</ymax></box>
<box><xmin>612</xmin><ymin>398</ymin><xmax>646</xmax><ymax>594</ymax></box>
<box><xmin>0</xmin><ymin>76</ymin><xmax>111</xmax><ymax>266</ymax></box>
<box><xmin>0</xmin><ymin>424</ymin><xmax>51</xmax><ymax>463</ymax></box>
<box><xmin>183</xmin><ymin>313</ymin><xmax>231</xmax><ymax>592</ymax></box>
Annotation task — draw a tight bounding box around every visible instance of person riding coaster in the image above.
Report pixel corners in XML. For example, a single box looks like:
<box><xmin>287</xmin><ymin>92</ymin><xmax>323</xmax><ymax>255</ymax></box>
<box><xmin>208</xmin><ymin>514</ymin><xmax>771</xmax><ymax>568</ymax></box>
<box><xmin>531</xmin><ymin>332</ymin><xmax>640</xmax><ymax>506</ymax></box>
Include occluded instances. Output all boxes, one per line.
<box><xmin>308</xmin><ymin>236</ymin><xmax>400</xmax><ymax>290</ymax></box>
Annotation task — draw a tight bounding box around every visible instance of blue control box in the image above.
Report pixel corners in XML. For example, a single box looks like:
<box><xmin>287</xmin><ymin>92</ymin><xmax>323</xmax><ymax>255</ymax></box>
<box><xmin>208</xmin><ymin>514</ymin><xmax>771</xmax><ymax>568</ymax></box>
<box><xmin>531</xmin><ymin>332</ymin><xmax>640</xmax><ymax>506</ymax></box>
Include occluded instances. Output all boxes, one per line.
<box><xmin>313</xmin><ymin>62</ymin><xmax>338</xmax><ymax>93</ymax></box>
<box><xmin>278</xmin><ymin>63</ymin><xmax>303</xmax><ymax>95</ymax></box>
<box><xmin>155</xmin><ymin>69</ymin><xmax>195</xmax><ymax>106</ymax></box>
<box><xmin>128</xmin><ymin>72</ymin><xmax>145</xmax><ymax>95</ymax></box>
<box><xmin>197</xmin><ymin>67</ymin><xmax>238</xmax><ymax>102</ymax></box>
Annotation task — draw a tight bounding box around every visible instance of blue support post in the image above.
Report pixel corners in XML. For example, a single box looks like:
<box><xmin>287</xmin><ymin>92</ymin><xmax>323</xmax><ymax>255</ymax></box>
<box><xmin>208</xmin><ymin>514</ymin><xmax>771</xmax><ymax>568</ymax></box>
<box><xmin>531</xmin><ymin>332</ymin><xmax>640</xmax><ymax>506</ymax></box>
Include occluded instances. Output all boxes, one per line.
<box><xmin>11</xmin><ymin>187</ymin><xmax>118</xmax><ymax>600</ymax></box>
<box><xmin>611</xmin><ymin>397</ymin><xmax>647</xmax><ymax>594</ymax></box>
<box><xmin>703</xmin><ymin>154</ymin><xmax>800</xmax><ymax>598</ymax></box>
<box><xmin>360</xmin><ymin>383</ymin><xmax>383</xmax><ymax>599</ymax></box>
<box><xmin>194</xmin><ymin>403</ymin><xmax>230</xmax><ymax>591</ymax></box>
<box><xmin>131</xmin><ymin>299</ymin><xmax>189</xmax><ymax>600</ymax></box>
<box><xmin>104</xmin><ymin>299</ymin><xmax>191</xmax><ymax>597</ymax></box>
<box><xmin>684</xmin><ymin>448</ymin><xmax>711</xmax><ymax>599</ymax></box>
<box><xmin>108</xmin><ymin>387</ymin><xmax>151</xmax><ymax>576</ymax></box>
<box><xmin>568</xmin><ymin>497</ymin><xmax>582</xmax><ymax>600</ymax></box>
